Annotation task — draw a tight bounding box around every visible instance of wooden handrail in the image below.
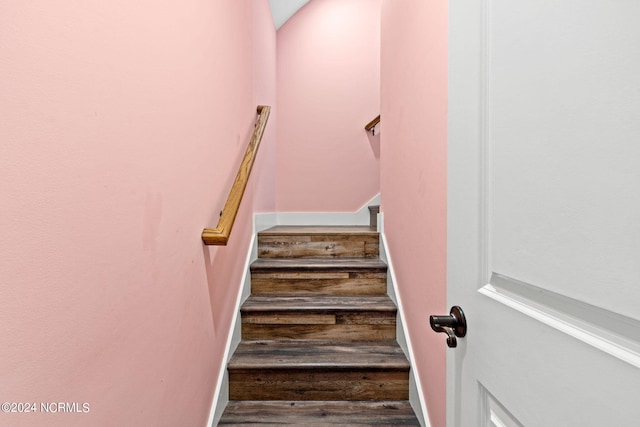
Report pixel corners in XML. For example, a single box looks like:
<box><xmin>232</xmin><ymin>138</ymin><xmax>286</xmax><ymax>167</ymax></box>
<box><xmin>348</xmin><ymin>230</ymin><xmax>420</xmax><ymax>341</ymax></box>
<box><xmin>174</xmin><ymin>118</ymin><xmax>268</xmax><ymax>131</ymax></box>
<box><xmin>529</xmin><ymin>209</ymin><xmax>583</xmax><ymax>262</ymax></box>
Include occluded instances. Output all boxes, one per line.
<box><xmin>202</xmin><ymin>105</ymin><xmax>271</xmax><ymax>245</ymax></box>
<box><xmin>364</xmin><ymin>114</ymin><xmax>380</xmax><ymax>132</ymax></box>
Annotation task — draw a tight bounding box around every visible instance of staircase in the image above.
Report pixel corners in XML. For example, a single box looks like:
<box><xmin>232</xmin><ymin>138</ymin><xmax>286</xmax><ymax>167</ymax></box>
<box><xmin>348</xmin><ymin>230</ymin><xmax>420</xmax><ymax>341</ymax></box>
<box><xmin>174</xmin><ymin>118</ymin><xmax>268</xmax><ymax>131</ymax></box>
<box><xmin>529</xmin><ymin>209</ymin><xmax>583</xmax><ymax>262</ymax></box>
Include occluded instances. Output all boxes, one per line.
<box><xmin>218</xmin><ymin>225</ymin><xmax>421</xmax><ymax>426</ymax></box>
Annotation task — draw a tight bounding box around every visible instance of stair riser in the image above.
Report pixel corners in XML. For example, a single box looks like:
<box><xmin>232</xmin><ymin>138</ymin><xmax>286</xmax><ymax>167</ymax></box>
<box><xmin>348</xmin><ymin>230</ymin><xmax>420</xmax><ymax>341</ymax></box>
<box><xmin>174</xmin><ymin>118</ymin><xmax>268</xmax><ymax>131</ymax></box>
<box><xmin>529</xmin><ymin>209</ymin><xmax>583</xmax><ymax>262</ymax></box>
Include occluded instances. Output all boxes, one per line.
<box><xmin>251</xmin><ymin>272</ymin><xmax>387</xmax><ymax>295</ymax></box>
<box><xmin>242</xmin><ymin>324</ymin><xmax>396</xmax><ymax>341</ymax></box>
<box><xmin>218</xmin><ymin>401</ymin><xmax>420</xmax><ymax>426</ymax></box>
<box><xmin>242</xmin><ymin>312</ymin><xmax>396</xmax><ymax>340</ymax></box>
<box><xmin>258</xmin><ymin>235</ymin><xmax>379</xmax><ymax>259</ymax></box>
<box><xmin>229</xmin><ymin>369</ymin><xmax>409</xmax><ymax>401</ymax></box>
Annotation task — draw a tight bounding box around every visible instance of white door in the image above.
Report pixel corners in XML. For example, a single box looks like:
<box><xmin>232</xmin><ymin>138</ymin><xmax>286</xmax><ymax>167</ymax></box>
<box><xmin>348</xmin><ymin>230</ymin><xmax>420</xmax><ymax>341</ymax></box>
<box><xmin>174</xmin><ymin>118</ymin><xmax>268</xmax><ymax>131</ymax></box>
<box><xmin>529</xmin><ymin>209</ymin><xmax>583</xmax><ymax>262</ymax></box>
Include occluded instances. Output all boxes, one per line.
<box><xmin>447</xmin><ymin>1</ymin><xmax>640</xmax><ymax>426</ymax></box>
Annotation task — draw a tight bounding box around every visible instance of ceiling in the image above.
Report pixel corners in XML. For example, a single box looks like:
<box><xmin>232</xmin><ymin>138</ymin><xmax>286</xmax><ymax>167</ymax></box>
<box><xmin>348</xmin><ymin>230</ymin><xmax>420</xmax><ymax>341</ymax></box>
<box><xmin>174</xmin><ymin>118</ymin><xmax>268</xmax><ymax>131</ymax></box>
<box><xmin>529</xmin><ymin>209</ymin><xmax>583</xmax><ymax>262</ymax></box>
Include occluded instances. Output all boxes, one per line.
<box><xmin>269</xmin><ymin>0</ymin><xmax>311</xmax><ymax>30</ymax></box>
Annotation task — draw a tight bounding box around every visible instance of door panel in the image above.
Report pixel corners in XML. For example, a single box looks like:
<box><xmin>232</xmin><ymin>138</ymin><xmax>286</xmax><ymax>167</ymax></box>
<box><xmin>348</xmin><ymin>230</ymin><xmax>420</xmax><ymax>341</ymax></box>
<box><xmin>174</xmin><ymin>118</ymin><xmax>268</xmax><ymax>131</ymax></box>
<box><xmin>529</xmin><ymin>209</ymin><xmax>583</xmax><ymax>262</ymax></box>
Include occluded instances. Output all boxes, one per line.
<box><xmin>448</xmin><ymin>1</ymin><xmax>640</xmax><ymax>426</ymax></box>
<box><xmin>479</xmin><ymin>385</ymin><xmax>523</xmax><ymax>427</ymax></box>
<box><xmin>489</xmin><ymin>0</ymin><xmax>640</xmax><ymax>316</ymax></box>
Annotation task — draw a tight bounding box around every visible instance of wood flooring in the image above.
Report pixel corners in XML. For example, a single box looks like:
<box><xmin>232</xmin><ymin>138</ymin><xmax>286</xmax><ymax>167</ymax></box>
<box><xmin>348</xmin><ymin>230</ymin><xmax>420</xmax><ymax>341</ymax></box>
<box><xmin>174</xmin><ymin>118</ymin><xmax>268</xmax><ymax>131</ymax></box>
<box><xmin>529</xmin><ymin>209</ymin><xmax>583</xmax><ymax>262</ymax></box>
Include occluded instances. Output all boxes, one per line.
<box><xmin>218</xmin><ymin>225</ymin><xmax>420</xmax><ymax>426</ymax></box>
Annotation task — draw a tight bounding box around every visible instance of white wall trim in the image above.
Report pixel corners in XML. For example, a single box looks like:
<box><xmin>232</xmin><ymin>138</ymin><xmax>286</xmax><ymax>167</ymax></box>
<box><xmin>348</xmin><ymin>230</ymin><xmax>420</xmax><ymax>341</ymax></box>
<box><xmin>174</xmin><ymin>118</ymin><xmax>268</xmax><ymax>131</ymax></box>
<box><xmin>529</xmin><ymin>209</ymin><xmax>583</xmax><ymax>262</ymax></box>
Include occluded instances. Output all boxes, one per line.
<box><xmin>206</xmin><ymin>213</ymin><xmax>278</xmax><ymax>427</ymax></box>
<box><xmin>275</xmin><ymin>194</ymin><xmax>380</xmax><ymax>226</ymax></box>
<box><xmin>479</xmin><ymin>0</ymin><xmax>494</xmax><ymax>285</ymax></box>
<box><xmin>479</xmin><ymin>382</ymin><xmax>524</xmax><ymax>427</ymax></box>
<box><xmin>480</xmin><ymin>273</ymin><xmax>640</xmax><ymax>369</ymax></box>
<box><xmin>255</xmin><ymin>212</ymin><xmax>278</xmax><ymax>232</ymax></box>
<box><xmin>379</xmin><ymin>213</ymin><xmax>430</xmax><ymax>427</ymax></box>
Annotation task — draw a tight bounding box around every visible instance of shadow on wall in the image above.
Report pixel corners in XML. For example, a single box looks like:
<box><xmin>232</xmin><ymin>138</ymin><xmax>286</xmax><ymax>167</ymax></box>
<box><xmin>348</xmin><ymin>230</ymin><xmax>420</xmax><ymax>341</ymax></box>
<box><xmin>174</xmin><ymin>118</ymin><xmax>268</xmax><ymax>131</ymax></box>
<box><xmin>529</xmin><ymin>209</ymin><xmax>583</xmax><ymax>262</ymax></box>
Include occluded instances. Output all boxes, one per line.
<box><xmin>200</xmin><ymin>196</ymin><xmax>254</xmax><ymax>336</ymax></box>
<box><xmin>202</xmin><ymin>245</ymin><xmax>220</xmax><ymax>333</ymax></box>
<box><xmin>366</xmin><ymin>128</ymin><xmax>380</xmax><ymax>159</ymax></box>
<box><xmin>202</xmin><ymin>244</ymin><xmax>240</xmax><ymax>335</ymax></box>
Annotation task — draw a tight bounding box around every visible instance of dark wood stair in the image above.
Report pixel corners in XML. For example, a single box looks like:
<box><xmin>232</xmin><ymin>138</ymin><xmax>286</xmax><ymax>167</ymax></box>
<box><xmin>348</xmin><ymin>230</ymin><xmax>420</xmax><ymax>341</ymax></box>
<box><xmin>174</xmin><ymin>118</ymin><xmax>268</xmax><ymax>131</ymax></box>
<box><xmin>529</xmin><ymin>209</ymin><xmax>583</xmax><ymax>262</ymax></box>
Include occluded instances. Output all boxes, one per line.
<box><xmin>240</xmin><ymin>295</ymin><xmax>397</xmax><ymax>340</ymax></box>
<box><xmin>257</xmin><ymin>225</ymin><xmax>380</xmax><ymax>259</ymax></box>
<box><xmin>250</xmin><ymin>257</ymin><xmax>388</xmax><ymax>296</ymax></box>
<box><xmin>218</xmin><ymin>226</ymin><xmax>420</xmax><ymax>426</ymax></box>
<box><xmin>219</xmin><ymin>401</ymin><xmax>418</xmax><ymax>426</ymax></box>
<box><xmin>229</xmin><ymin>340</ymin><xmax>410</xmax><ymax>401</ymax></box>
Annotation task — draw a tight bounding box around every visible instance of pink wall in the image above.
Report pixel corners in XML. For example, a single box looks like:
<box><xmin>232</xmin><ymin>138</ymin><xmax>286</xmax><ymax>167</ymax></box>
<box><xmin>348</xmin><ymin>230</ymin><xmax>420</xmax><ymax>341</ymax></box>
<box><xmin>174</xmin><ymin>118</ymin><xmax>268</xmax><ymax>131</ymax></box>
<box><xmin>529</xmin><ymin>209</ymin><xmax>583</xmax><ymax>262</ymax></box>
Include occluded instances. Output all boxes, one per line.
<box><xmin>0</xmin><ymin>1</ymin><xmax>276</xmax><ymax>426</ymax></box>
<box><xmin>380</xmin><ymin>2</ymin><xmax>448</xmax><ymax>427</ymax></box>
<box><xmin>252</xmin><ymin>1</ymin><xmax>278</xmax><ymax>213</ymax></box>
<box><xmin>276</xmin><ymin>0</ymin><xmax>381</xmax><ymax>212</ymax></box>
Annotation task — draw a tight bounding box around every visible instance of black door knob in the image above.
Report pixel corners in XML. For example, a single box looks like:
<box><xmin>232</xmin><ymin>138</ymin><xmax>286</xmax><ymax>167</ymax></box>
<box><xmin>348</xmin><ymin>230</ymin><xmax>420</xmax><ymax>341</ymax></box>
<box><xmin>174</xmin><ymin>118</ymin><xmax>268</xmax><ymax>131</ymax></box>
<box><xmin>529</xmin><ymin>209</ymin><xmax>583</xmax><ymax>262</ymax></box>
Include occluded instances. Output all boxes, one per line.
<box><xmin>430</xmin><ymin>306</ymin><xmax>467</xmax><ymax>348</ymax></box>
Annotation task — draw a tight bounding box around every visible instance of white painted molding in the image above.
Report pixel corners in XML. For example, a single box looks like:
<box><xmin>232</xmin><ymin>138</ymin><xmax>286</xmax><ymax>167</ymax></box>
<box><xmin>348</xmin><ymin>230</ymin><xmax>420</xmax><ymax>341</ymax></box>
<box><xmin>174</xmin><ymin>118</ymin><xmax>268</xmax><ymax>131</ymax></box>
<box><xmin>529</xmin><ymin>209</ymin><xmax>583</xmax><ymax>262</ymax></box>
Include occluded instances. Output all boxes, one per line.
<box><xmin>480</xmin><ymin>273</ymin><xmax>640</xmax><ymax>369</ymax></box>
<box><xmin>206</xmin><ymin>213</ymin><xmax>278</xmax><ymax>427</ymax></box>
<box><xmin>255</xmin><ymin>213</ymin><xmax>278</xmax><ymax>232</ymax></box>
<box><xmin>479</xmin><ymin>383</ymin><xmax>524</xmax><ymax>427</ymax></box>
<box><xmin>379</xmin><ymin>213</ymin><xmax>430</xmax><ymax>427</ymax></box>
<box><xmin>275</xmin><ymin>194</ymin><xmax>380</xmax><ymax>226</ymax></box>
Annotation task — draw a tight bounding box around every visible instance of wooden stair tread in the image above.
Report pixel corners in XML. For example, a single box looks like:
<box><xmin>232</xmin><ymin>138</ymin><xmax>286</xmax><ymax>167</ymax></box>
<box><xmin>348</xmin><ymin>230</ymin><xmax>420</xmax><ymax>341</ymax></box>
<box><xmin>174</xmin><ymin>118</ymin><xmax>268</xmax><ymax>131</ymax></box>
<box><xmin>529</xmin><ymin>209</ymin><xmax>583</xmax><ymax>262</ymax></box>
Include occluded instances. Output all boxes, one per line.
<box><xmin>228</xmin><ymin>340</ymin><xmax>409</xmax><ymax>370</ymax></box>
<box><xmin>219</xmin><ymin>400</ymin><xmax>420</xmax><ymax>425</ymax></box>
<box><xmin>241</xmin><ymin>294</ymin><xmax>396</xmax><ymax>312</ymax></box>
<box><xmin>251</xmin><ymin>257</ymin><xmax>387</xmax><ymax>271</ymax></box>
<box><xmin>259</xmin><ymin>225</ymin><xmax>378</xmax><ymax>236</ymax></box>
<box><xmin>222</xmin><ymin>226</ymin><xmax>419</xmax><ymax>419</ymax></box>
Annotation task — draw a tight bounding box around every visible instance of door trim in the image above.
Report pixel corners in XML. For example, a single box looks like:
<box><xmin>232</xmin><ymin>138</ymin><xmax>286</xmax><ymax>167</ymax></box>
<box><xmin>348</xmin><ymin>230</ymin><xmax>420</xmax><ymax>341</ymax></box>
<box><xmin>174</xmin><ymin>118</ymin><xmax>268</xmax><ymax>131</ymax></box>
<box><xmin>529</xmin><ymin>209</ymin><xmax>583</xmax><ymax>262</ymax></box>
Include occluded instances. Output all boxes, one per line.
<box><xmin>480</xmin><ymin>273</ymin><xmax>640</xmax><ymax>368</ymax></box>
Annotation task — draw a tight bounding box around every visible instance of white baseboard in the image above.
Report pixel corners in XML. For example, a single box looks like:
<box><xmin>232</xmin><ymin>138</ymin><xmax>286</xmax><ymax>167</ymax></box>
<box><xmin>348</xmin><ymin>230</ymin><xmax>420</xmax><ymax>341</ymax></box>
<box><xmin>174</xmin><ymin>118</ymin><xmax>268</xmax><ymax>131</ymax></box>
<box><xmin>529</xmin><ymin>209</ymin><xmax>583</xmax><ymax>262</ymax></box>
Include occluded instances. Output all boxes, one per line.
<box><xmin>379</xmin><ymin>213</ymin><xmax>430</xmax><ymax>427</ymax></box>
<box><xmin>254</xmin><ymin>212</ymin><xmax>278</xmax><ymax>232</ymax></box>
<box><xmin>275</xmin><ymin>194</ymin><xmax>380</xmax><ymax>226</ymax></box>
